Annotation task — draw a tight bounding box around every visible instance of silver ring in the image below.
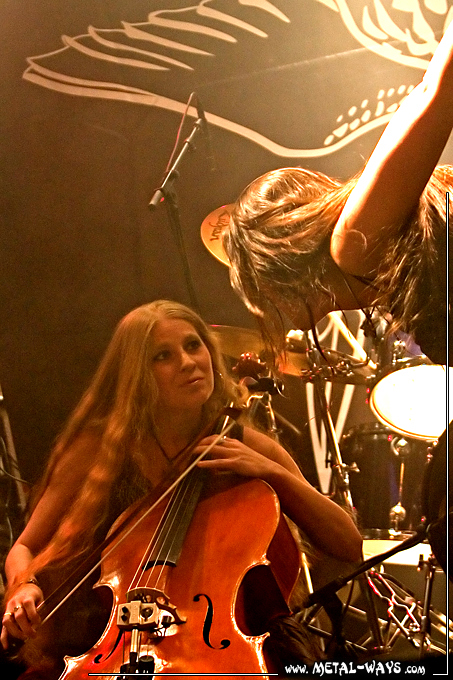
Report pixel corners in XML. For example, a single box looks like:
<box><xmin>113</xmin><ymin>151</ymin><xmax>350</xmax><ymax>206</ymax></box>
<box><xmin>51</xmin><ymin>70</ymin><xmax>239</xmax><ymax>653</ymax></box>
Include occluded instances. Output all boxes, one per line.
<box><xmin>5</xmin><ymin>611</ymin><xmax>15</xmax><ymax>617</ymax></box>
<box><xmin>13</xmin><ymin>605</ymin><xmax>22</xmax><ymax>612</ymax></box>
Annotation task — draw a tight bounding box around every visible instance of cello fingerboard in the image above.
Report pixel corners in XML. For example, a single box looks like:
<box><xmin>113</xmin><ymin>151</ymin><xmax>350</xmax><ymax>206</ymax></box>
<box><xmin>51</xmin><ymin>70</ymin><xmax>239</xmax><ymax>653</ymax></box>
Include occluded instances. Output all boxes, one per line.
<box><xmin>144</xmin><ymin>467</ymin><xmax>208</xmax><ymax>569</ymax></box>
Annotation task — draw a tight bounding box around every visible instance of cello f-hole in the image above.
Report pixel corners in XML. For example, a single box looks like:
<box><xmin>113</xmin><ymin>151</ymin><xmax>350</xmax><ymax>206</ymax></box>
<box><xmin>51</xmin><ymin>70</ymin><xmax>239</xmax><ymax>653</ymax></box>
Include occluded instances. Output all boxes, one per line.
<box><xmin>193</xmin><ymin>593</ymin><xmax>231</xmax><ymax>650</ymax></box>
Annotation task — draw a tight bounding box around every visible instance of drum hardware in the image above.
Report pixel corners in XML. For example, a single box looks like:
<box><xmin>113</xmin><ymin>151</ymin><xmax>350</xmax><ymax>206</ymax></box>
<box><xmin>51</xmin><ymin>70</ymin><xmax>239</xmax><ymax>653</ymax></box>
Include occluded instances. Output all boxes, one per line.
<box><xmin>390</xmin><ymin>340</ymin><xmax>407</xmax><ymax>362</ymax></box>
<box><xmin>416</xmin><ymin>553</ymin><xmax>441</xmax><ymax>658</ymax></box>
<box><xmin>292</xmin><ymin>331</ymin><xmax>449</xmax><ymax>660</ymax></box>
<box><xmin>420</xmin><ymin>427</ymin><xmax>450</xmax><ymax>579</ymax></box>
<box><xmin>285</xmin><ymin>329</ymin><xmax>376</xmax><ymax>383</ymax></box>
<box><xmin>328</xmin><ymin>311</ymin><xmax>377</xmax><ymax>369</ymax></box>
<box><xmin>211</xmin><ymin>325</ymin><xmax>376</xmax><ymax>383</ymax></box>
<box><xmin>304</xmin><ymin>529</ymin><xmax>426</xmax><ymax>608</ymax></box>
<box><xmin>388</xmin><ymin>437</ymin><xmax>411</xmax><ymax>535</ymax></box>
<box><xmin>210</xmin><ymin>317</ymin><xmax>449</xmax><ymax>658</ymax></box>
<box><xmin>303</xmin><ymin>426</ymin><xmax>451</xmax><ymax>660</ymax></box>
<box><xmin>302</xmin><ymin>528</ymin><xmax>451</xmax><ymax>659</ymax></box>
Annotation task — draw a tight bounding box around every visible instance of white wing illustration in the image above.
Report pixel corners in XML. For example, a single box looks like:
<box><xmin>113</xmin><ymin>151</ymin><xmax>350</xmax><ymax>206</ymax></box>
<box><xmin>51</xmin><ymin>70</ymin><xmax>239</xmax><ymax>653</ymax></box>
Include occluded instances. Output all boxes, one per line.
<box><xmin>23</xmin><ymin>0</ymin><xmax>450</xmax><ymax>157</ymax></box>
<box><xmin>315</xmin><ymin>0</ymin><xmax>452</xmax><ymax>67</ymax></box>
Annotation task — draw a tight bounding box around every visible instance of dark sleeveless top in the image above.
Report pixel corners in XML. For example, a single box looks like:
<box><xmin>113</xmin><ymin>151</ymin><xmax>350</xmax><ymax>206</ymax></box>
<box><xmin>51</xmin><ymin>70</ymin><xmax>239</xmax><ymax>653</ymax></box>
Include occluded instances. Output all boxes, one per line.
<box><xmin>108</xmin><ymin>421</ymin><xmax>245</xmax><ymax>520</ymax></box>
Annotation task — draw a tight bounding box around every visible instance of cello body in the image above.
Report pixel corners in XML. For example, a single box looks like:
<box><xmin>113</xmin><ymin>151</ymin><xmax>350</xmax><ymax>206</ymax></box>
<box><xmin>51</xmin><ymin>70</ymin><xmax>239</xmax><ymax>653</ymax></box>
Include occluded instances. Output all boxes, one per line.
<box><xmin>58</xmin><ymin>473</ymin><xmax>301</xmax><ymax>677</ymax></box>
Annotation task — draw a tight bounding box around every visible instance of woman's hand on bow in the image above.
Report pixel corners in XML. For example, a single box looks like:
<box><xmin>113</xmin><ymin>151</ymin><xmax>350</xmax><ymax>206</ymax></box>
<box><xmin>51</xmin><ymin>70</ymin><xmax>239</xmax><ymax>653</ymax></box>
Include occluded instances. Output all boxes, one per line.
<box><xmin>1</xmin><ymin>582</ymin><xmax>43</xmax><ymax>649</ymax></box>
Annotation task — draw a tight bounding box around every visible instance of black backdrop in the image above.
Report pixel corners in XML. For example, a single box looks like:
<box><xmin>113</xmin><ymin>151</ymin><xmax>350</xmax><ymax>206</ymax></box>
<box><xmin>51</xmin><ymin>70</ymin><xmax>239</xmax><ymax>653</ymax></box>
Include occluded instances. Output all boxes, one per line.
<box><xmin>1</xmin><ymin>1</ymin><xmax>452</xmax><ymax>500</ymax></box>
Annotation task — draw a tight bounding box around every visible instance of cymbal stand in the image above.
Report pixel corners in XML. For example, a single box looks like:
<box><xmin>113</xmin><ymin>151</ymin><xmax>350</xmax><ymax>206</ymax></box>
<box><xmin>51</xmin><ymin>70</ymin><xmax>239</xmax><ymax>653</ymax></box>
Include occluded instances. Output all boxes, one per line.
<box><xmin>302</xmin><ymin>332</ymin><xmax>355</xmax><ymax>514</ymax></box>
<box><xmin>241</xmin><ymin>373</ymin><xmax>319</xmax><ymax>595</ymax></box>
<box><xmin>302</xmin><ymin>333</ymin><xmax>382</xmax><ymax>649</ymax></box>
<box><xmin>302</xmin><ymin>527</ymin><xmax>451</xmax><ymax>658</ymax></box>
<box><xmin>301</xmin><ymin>331</ymin><xmax>433</xmax><ymax>652</ymax></box>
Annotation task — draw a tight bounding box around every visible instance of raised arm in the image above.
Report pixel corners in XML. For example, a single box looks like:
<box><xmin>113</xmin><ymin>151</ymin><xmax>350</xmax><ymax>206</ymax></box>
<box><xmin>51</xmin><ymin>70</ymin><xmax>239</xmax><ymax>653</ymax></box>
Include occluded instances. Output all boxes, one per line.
<box><xmin>331</xmin><ymin>20</ymin><xmax>453</xmax><ymax>276</ymax></box>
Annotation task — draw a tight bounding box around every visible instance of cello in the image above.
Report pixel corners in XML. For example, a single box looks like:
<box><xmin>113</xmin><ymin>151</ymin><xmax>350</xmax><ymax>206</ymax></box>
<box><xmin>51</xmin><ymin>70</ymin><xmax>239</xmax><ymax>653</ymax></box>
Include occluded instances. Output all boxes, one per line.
<box><xmin>27</xmin><ymin>412</ymin><xmax>302</xmax><ymax>677</ymax></box>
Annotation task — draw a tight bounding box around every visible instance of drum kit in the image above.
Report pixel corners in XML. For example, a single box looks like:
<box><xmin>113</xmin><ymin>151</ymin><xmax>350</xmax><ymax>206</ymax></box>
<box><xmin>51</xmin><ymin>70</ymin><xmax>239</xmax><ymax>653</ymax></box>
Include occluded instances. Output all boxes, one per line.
<box><xmin>201</xmin><ymin>206</ymin><xmax>452</xmax><ymax>662</ymax></box>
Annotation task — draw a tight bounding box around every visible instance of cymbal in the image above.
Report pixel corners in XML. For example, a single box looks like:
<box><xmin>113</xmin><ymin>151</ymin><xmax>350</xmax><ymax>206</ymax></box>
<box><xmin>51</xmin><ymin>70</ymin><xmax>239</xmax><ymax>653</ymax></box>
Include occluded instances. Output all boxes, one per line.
<box><xmin>201</xmin><ymin>205</ymin><xmax>233</xmax><ymax>266</ymax></box>
<box><xmin>211</xmin><ymin>325</ymin><xmax>375</xmax><ymax>384</ymax></box>
<box><xmin>211</xmin><ymin>325</ymin><xmax>266</xmax><ymax>358</ymax></box>
<box><xmin>211</xmin><ymin>325</ymin><xmax>311</xmax><ymax>373</ymax></box>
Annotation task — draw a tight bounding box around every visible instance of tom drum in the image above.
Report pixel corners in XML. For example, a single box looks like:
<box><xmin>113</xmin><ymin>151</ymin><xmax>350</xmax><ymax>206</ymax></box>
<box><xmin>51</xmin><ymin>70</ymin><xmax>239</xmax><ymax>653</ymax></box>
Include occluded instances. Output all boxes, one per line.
<box><xmin>341</xmin><ymin>423</ymin><xmax>428</xmax><ymax>537</ymax></box>
<box><xmin>369</xmin><ymin>357</ymin><xmax>452</xmax><ymax>441</ymax></box>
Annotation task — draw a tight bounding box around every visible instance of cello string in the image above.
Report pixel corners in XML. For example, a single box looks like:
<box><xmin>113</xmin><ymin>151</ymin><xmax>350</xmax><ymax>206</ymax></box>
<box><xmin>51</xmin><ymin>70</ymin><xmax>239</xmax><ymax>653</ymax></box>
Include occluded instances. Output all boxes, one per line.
<box><xmin>140</xmin><ymin>467</ymin><xmax>204</xmax><ymax>592</ymax></box>
<box><xmin>129</xmin><ymin>423</ymin><xmax>229</xmax><ymax>591</ymax></box>
<box><xmin>142</xmin><ymin>414</ymin><xmax>236</xmax><ymax>591</ymax></box>
<box><xmin>133</xmin><ymin>413</ymin><xmax>235</xmax><ymax>592</ymax></box>
<box><xmin>127</xmin><ymin>481</ymin><xmax>184</xmax><ymax>591</ymax></box>
<box><xmin>39</xmin><ymin>422</ymin><xmax>236</xmax><ymax>625</ymax></box>
<box><xmin>128</xmin><ymin>471</ymin><xmax>197</xmax><ymax>591</ymax></box>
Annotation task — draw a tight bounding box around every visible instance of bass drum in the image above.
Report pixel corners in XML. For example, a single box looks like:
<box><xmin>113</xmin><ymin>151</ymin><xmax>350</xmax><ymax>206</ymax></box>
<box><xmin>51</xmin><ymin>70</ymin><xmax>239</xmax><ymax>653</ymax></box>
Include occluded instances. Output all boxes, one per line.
<box><xmin>369</xmin><ymin>357</ymin><xmax>452</xmax><ymax>441</ymax></box>
<box><xmin>341</xmin><ymin>423</ymin><xmax>428</xmax><ymax>537</ymax></box>
<box><xmin>421</xmin><ymin>426</ymin><xmax>451</xmax><ymax>579</ymax></box>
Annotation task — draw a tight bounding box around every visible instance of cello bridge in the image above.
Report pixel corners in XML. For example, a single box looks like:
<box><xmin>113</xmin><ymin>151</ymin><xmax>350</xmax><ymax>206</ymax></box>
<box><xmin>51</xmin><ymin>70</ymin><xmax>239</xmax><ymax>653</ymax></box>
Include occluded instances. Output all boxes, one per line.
<box><xmin>117</xmin><ymin>586</ymin><xmax>186</xmax><ymax>633</ymax></box>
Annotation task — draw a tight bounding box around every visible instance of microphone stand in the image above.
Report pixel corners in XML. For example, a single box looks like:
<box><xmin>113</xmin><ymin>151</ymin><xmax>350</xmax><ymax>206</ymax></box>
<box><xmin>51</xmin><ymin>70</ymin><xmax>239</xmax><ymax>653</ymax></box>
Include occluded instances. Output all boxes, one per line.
<box><xmin>149</xmin><ymin>115</ymin><xmax>205</xmax><ymax>314</ymax></box>
<box><xmin>1</xmin><ymin>383</ymin><xmax>27</xmax><ymax>579</ymax></box>
<box><xmin>0</xmin><ymin>384</ymin><xmax>26</xmax><ymax>515</ymax></box>
<box><xmin>243</xmin><ymin>376</ymin><xmax>282</xmax><ymax>443</ymax></box>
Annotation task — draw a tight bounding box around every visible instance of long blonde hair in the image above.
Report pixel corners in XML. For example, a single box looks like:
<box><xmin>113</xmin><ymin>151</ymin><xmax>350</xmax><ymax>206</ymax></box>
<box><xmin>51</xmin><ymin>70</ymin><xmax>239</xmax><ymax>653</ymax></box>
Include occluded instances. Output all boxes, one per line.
<box><xmin>19</xmin><ymin>301</ymin><xmax>239</xmax><ymax>578</ymax></box>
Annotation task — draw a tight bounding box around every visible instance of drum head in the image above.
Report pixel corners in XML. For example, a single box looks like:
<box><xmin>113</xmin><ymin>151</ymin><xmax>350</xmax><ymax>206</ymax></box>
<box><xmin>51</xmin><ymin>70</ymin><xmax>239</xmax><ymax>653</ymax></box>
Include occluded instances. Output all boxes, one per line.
<box><xmin>370</xmin><ymin>364</ymin><xmax>452</xmax><ymax>441</ymax></box>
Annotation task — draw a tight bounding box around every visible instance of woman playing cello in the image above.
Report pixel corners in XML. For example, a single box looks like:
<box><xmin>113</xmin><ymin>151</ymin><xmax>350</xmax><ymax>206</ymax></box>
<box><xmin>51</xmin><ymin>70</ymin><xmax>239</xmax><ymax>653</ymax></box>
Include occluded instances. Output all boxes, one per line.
<box><xmin>1</xmin><ymin>300</ymin><xmax>361</xmax><ymax>677</ymax></box>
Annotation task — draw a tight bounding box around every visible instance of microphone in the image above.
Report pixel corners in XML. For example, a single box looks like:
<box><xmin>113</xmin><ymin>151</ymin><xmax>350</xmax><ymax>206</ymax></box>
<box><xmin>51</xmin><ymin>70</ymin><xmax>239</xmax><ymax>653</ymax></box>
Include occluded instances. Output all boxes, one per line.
<box><xmin>195</xmin><ymin>95</ymin><xmax>216</xmax><ymax>172</ymax></box>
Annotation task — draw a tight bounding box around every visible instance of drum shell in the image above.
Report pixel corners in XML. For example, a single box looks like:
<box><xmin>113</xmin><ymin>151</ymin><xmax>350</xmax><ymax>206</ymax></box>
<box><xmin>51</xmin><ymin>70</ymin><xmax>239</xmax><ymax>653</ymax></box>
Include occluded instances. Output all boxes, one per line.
<box><xmin>421</xmin><ymin>426</ymin><xmax>451</xmax><ymax>578</ymax></box>
<box><xmin>341</xmin><ymin>423</ymin><xmax>427</xmax><ymax>536</ymax></box>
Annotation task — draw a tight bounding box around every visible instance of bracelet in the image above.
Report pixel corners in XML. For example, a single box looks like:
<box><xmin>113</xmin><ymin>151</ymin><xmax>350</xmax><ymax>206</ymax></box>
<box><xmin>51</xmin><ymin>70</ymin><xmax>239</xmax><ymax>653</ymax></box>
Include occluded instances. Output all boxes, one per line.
<box><xmin>17</xmin><ymin>578</ymin><xmax>41</xmax><ymax>589</ymax></box>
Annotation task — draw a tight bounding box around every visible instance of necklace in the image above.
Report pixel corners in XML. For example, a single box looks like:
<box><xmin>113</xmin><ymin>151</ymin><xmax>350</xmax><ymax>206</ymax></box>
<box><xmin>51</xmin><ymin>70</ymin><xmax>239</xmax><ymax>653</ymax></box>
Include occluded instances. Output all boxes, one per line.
<box><xmin>153</xmin><ymin>434</ymin><xmax>196</xmax><ymax>466</ymax></box>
